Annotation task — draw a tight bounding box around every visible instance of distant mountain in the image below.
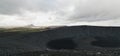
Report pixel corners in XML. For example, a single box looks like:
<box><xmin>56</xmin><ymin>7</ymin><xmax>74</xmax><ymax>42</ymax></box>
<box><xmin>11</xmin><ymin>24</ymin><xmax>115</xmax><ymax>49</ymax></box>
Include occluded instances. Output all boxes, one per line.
<box><xmin>0</xmin><ymin>25</ymin><xmax>120</xmax><ymax>55</ymax></box>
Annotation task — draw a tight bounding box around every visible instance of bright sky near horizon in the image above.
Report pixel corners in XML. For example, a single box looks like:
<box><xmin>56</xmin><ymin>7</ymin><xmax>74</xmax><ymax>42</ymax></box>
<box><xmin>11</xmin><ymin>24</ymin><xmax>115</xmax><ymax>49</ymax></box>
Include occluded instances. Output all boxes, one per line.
<box><xmin>0</xmin><ymin>0</ymin><xmax>120</xmax><ymax>27</ymax></box>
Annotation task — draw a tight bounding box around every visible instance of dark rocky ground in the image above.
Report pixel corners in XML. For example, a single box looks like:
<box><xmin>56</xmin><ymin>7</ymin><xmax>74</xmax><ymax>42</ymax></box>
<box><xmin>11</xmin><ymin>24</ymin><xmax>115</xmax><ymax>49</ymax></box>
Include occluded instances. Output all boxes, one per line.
<box><xmin>10</xmin><ymin>48</ymin><xmax>120</xmax><ymax>56</ymax></box>
<box><xmin>0</xmin><ymin>25</ymin><xmax>120</xmax><ymax>56</ymax></box>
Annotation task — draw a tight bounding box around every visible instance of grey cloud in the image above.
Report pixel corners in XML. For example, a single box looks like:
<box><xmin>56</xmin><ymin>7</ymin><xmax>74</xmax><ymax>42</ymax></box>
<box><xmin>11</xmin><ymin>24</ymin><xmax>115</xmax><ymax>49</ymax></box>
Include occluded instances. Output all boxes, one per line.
<box><xmin>0</xmin><ymin>0</ymin><xmax>120</xmax><ymax>26</ymax></box>
<box><xmin>0</xmin><ymin>0</ymin><xmax>25</xmax><ymax>14</ymax></box>
<box><xmin>0</xmin><ymin>0</ymin><xmax>57</xmax><ymax>14</ymax></box>
<box><xmin>68</xmin><ymin>0</ymin><xmax>120</xmax><ymax>22</ymax></box>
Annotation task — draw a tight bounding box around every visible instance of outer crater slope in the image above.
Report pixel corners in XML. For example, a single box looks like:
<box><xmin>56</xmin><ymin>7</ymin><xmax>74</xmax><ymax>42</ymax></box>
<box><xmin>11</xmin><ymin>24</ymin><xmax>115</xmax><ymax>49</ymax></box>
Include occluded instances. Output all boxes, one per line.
<box><xmin>0</xmin><ymin>25</ymin><xmax>120</xmax><ymax>55</ymax></box>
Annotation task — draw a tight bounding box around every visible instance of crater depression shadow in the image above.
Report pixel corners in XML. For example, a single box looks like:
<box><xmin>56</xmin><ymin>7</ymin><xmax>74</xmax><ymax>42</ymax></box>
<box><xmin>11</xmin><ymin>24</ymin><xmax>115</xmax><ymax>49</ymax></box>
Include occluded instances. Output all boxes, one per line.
<box><xmin>46</xmin><ymin>38</ymin><xmax>77</xmax><ymax>50</ymax></box>
<box><xmin>91</xmin><ymin>36</ymin><xmax>120</xmax><ymax>48</ymax></box>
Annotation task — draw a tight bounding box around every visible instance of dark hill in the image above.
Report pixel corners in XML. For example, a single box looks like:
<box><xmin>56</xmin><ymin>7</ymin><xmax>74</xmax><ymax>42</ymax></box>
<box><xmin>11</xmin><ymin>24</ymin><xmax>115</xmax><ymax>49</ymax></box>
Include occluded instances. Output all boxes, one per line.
<box><xmin>0</xmin><ymin>25</ymin><xmax>120</xmax><ymax>55</ymax></box>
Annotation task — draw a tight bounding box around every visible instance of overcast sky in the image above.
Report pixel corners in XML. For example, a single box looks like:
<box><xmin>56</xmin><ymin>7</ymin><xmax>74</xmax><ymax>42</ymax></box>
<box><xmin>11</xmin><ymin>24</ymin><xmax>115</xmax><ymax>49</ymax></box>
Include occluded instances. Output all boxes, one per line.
<box><xmin>0</xmin><ymin>0</ymin><xmax>120</xmax><ymax>27</ymax></box>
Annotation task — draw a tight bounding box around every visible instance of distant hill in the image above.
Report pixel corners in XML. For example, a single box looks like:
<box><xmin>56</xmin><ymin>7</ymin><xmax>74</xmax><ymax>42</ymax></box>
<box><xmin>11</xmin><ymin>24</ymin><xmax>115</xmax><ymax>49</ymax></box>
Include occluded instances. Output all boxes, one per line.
<box><xmin>0</xmin><ymin>25</ymin><xmax>120</xmax><ymax>55</ymax></box>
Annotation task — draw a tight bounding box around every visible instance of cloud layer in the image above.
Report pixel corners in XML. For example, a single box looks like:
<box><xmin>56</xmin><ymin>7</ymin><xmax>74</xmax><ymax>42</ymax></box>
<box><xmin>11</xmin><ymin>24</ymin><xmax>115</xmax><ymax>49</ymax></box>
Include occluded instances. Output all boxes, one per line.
<box><xmin>0</xmin><ymin>0</ymin><xmax>120</xmax><ymax>27</ymax></box>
